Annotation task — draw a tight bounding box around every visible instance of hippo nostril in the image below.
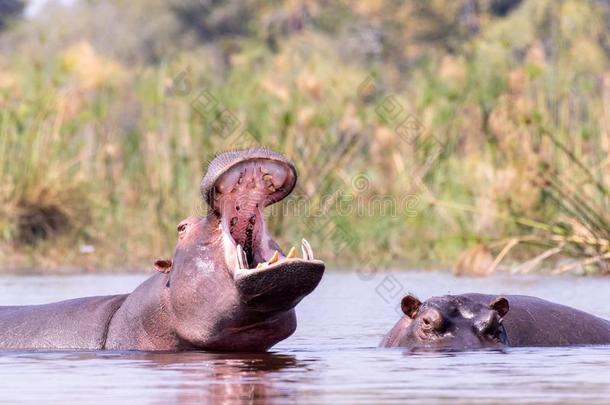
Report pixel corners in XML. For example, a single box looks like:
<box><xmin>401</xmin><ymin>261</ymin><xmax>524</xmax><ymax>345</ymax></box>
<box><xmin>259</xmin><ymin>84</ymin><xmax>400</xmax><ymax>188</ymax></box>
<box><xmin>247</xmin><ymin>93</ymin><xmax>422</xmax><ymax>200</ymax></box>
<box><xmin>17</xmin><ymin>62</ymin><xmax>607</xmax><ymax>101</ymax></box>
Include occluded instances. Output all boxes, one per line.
<box><xmin>421</xmin><ymin>309</ymin><xmax>444</xmax><ymax>332</ymax></box>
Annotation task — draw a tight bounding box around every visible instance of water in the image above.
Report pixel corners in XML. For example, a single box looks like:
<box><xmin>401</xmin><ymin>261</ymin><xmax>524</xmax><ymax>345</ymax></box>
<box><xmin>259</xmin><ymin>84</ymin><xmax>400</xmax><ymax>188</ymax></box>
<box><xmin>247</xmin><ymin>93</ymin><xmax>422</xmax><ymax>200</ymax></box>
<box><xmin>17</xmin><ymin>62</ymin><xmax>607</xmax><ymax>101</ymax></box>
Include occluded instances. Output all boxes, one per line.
<box><xmin>1</xmin><ymin>271</ymin><xmax>610</xmax><ymax>404</ymax></box>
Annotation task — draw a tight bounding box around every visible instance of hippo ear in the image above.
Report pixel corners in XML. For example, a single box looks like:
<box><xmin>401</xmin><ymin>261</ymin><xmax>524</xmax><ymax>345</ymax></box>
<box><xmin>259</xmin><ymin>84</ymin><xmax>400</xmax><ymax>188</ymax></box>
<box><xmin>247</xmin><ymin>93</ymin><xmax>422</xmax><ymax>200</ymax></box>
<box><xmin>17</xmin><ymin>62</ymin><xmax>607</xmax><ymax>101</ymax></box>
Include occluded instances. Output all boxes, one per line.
<box><xmin>490</xmin><ymin>297</ymin><xmax>509</xmax><ymax>318</ymax></box>
<box><xmin>154</xmin><ymin>258</ymin><xmax>173</xmax><ymax>274</ymax></box>
<box><xmin>401</xmin><ymin>295</ymin><xmax>422</xmax><ymax>318</ymax></box>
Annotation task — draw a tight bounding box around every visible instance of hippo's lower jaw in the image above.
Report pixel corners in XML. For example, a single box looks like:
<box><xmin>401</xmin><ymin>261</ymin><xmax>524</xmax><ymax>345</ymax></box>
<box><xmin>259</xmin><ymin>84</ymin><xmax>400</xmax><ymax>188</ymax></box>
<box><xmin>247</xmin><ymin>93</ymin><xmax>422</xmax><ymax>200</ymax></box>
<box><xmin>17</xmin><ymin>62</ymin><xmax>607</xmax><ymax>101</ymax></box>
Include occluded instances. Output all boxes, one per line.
<box><xmin>234</xmin><ymin>258</ymin><xmax>325</xmax><ymax>312</ymax></box>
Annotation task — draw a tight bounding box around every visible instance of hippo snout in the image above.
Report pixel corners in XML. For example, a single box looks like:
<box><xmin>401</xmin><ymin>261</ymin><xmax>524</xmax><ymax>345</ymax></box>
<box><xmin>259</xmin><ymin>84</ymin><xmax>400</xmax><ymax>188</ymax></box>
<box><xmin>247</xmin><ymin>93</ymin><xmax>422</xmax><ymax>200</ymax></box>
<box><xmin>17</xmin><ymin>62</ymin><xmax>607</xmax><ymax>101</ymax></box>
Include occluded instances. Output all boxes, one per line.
<box><xmin>381</xmin><ymin>294</ymin><xmax>510</xmax><ymax>351</ymax></box>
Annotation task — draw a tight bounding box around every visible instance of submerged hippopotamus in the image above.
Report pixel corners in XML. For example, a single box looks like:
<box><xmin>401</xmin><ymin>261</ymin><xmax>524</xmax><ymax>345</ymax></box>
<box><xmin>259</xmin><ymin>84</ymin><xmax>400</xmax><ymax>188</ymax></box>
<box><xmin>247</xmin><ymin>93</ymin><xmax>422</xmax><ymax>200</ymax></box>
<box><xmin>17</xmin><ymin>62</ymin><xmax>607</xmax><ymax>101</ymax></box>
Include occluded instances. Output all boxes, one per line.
<box><xmin>381</xmin><ymin>293</ymin><xmax>610</xmax><ymax>351</ymax></box>
<box><xmin>0</xmin><ymin>148</ymin><xmax>324</xmax><ymax>351</ymax></box>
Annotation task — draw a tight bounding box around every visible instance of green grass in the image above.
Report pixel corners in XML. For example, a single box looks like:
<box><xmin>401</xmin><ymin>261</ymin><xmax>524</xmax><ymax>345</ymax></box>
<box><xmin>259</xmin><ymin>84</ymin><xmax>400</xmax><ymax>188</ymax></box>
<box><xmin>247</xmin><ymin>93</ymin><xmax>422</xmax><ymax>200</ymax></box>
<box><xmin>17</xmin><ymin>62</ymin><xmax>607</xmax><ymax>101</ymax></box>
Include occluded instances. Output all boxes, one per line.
<box><xmin>0</xmin><ymin>0</ymin><xmax>608</xmax><ymax>273</ymax></box>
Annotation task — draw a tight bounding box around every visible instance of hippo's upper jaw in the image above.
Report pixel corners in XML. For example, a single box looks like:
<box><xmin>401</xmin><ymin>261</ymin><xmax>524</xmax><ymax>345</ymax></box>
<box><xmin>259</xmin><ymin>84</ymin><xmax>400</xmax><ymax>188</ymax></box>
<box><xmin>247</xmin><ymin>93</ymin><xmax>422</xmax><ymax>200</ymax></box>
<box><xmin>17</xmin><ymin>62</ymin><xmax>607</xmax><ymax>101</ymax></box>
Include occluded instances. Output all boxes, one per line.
<box><xmin>204</xmin><ymin>148</ymin><xmax>325</xmax><ymax>311</ymax></box>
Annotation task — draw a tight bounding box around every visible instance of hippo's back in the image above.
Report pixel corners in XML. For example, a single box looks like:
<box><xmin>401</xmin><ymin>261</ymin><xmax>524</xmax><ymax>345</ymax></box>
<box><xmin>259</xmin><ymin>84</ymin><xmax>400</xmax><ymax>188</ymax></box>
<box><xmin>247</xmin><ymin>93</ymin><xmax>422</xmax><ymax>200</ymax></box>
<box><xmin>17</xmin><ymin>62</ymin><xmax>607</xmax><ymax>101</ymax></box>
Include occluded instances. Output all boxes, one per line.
<box><xmin>463</xmin><ymin>293</ymin><xmax>610</xmax><ymax>347</ymax></box>
<box><xmin>0</xmin><ymin>295</ymin><xmax>128</xmax><ymax>350</ymax></box>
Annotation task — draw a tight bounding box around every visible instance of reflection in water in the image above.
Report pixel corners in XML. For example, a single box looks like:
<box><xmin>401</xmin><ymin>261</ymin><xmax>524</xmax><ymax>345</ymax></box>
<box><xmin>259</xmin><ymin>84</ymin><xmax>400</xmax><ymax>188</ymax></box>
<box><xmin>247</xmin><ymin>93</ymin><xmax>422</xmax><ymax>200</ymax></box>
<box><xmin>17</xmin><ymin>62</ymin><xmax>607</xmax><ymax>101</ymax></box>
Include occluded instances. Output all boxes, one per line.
<box><xmin>1</xmin><ymin>350</ymin><xmax>317</xmax><ymax>404</ymax></box>
<box><xmin>137</xmin><ymin>352</ymin><xmax>309</xmax><ymax>404</ymax></box>
<box><xmin>21</xmin><ymin>351</ymin><xmax>313</xmax><ymax>404</ymax></box>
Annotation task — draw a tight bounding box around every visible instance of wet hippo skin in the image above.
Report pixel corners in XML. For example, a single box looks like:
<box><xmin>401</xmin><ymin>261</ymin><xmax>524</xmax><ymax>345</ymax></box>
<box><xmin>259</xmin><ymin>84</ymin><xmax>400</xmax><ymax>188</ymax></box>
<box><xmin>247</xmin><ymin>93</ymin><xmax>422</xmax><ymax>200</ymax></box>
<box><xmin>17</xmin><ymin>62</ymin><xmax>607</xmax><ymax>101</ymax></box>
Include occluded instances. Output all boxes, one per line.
<box><xmin>381</xmin><ymin>293</ymin><xmax>610</xmax><ymax>350</ymax></box>
<box><xmin>0</xmin><ymin>296</ymin><xmax>127</xmax><ymax>350</ymax></box>
<box><xmin>464</xmin><ymin>293</ymin><xmax>610</xmax><ymax>347</ymax></box>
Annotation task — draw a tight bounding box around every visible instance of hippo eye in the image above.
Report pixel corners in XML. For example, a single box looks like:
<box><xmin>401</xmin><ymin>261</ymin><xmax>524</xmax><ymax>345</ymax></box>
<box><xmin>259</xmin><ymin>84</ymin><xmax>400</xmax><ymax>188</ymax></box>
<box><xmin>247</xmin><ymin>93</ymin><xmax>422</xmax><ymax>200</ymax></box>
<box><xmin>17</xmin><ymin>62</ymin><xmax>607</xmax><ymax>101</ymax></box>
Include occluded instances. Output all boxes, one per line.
<box><xmin>177</xmin><ymin>224</ymin><xmax>187</xmax><ymax>233</ymax></box>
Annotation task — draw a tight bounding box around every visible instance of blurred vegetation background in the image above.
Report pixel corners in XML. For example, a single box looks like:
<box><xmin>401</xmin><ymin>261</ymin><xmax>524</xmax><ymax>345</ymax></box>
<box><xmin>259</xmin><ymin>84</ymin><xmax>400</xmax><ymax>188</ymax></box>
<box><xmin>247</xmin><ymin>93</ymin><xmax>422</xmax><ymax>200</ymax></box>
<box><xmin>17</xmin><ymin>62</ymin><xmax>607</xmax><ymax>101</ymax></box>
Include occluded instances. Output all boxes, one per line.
<box><xmin>0</xmin><ymin>0</ymin><xmax>608</xmax><ymax>274</ymax></box>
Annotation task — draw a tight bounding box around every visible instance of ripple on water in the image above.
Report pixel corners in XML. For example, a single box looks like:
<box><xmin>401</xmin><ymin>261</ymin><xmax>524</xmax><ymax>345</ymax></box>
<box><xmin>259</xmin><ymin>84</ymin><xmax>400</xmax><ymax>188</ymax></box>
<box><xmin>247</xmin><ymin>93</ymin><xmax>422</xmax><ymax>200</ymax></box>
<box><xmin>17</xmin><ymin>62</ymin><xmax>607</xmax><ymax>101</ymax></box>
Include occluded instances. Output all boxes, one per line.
<box><xmin>1</xmin><ymin>271</ymin><xmax>610</xmax><ymax>404</ymax></box>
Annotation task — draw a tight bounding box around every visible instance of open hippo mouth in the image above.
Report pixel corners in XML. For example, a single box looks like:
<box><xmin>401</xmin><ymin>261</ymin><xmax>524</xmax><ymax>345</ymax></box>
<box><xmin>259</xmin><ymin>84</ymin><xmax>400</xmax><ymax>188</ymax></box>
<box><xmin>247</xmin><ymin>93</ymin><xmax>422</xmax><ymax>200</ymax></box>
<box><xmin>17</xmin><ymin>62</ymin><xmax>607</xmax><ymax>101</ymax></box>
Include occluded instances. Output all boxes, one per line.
<box><xmin>201</xmin><ymin>148</ymin><xmax>325</xmax><ymax>308</ymax></box>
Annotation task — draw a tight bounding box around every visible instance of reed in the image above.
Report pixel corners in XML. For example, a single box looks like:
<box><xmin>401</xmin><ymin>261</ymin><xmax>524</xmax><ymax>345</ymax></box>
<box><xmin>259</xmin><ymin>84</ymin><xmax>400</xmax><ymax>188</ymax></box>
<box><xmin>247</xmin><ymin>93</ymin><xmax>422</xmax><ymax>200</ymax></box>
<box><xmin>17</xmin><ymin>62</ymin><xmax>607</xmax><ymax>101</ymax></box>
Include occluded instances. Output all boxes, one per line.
<box><xmin>0</xmin><ymin>0</ymin><xmax>608</xmax><ymax>273</ymax></box>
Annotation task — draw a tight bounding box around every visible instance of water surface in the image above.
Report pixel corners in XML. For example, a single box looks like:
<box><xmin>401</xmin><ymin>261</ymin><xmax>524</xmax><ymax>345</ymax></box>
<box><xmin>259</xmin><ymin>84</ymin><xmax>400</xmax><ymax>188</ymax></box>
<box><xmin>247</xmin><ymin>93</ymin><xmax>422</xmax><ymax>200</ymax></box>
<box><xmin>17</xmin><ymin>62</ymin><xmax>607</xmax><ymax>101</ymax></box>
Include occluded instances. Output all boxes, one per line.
<box><xmin>1</xmin><ymin>271</ymin><xmax>610</xmax><ymax>404</ymax></box>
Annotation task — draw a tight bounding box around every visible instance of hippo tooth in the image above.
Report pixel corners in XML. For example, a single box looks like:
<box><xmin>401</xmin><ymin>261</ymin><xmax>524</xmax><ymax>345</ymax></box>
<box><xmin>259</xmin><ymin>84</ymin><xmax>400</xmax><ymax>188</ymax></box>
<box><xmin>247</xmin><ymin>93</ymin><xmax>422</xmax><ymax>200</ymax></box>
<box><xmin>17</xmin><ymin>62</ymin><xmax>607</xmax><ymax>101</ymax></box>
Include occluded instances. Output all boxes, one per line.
<box><xmin>301</xmin><ymin>238</ymin><xmax>314</xmax><ymax>260</ymax></box>
<box><xmin>236</xmin><ymin>244</ymin><xmax>248</xmax><ymax>269</ymax></box>
<box><xmin>286</xmin><ymin>246</ymin><xmax>297</xmax><ymax>259</ymax></box>
<box><xmin>269</xmin><ymin>250</ymin><xmax>280</xmax><ymax>264</ymax></box>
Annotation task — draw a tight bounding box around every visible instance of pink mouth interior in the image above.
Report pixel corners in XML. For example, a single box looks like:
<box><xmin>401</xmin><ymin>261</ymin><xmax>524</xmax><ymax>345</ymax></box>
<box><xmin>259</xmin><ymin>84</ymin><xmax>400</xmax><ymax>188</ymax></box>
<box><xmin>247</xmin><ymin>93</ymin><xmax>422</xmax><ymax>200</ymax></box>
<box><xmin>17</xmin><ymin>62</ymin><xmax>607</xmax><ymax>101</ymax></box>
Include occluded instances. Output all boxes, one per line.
<box><xmin>213</xmin><ymin>159</ymin><xmax>294</xmax><ymax>268</ymax></box>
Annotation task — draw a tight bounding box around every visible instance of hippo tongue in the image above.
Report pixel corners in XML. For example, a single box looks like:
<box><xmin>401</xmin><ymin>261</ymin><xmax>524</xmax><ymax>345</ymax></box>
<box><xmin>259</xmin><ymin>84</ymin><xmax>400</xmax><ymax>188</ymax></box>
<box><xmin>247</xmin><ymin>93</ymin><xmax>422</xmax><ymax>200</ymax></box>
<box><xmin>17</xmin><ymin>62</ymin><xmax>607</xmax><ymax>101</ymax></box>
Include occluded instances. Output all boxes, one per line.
<box><xmin>230</xmin><ymin>211</ymin><xmax>261</xmax><ymax>266</ymax></box>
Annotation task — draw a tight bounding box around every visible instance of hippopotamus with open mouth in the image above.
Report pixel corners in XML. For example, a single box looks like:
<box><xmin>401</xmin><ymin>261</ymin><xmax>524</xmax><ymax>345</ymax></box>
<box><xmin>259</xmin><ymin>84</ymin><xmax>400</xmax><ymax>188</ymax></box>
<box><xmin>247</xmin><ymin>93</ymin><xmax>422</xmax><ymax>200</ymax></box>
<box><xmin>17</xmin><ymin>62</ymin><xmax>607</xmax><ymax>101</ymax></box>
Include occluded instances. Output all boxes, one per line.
<box><xmin>381</xmin><ymin>293</ymin><xmax>610</xmax><ymax>351</ymax></box>
<box><xmin>0</xmin><ymin>148</ymin><xmax>324</xmax><ymax>351</ymax></box>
